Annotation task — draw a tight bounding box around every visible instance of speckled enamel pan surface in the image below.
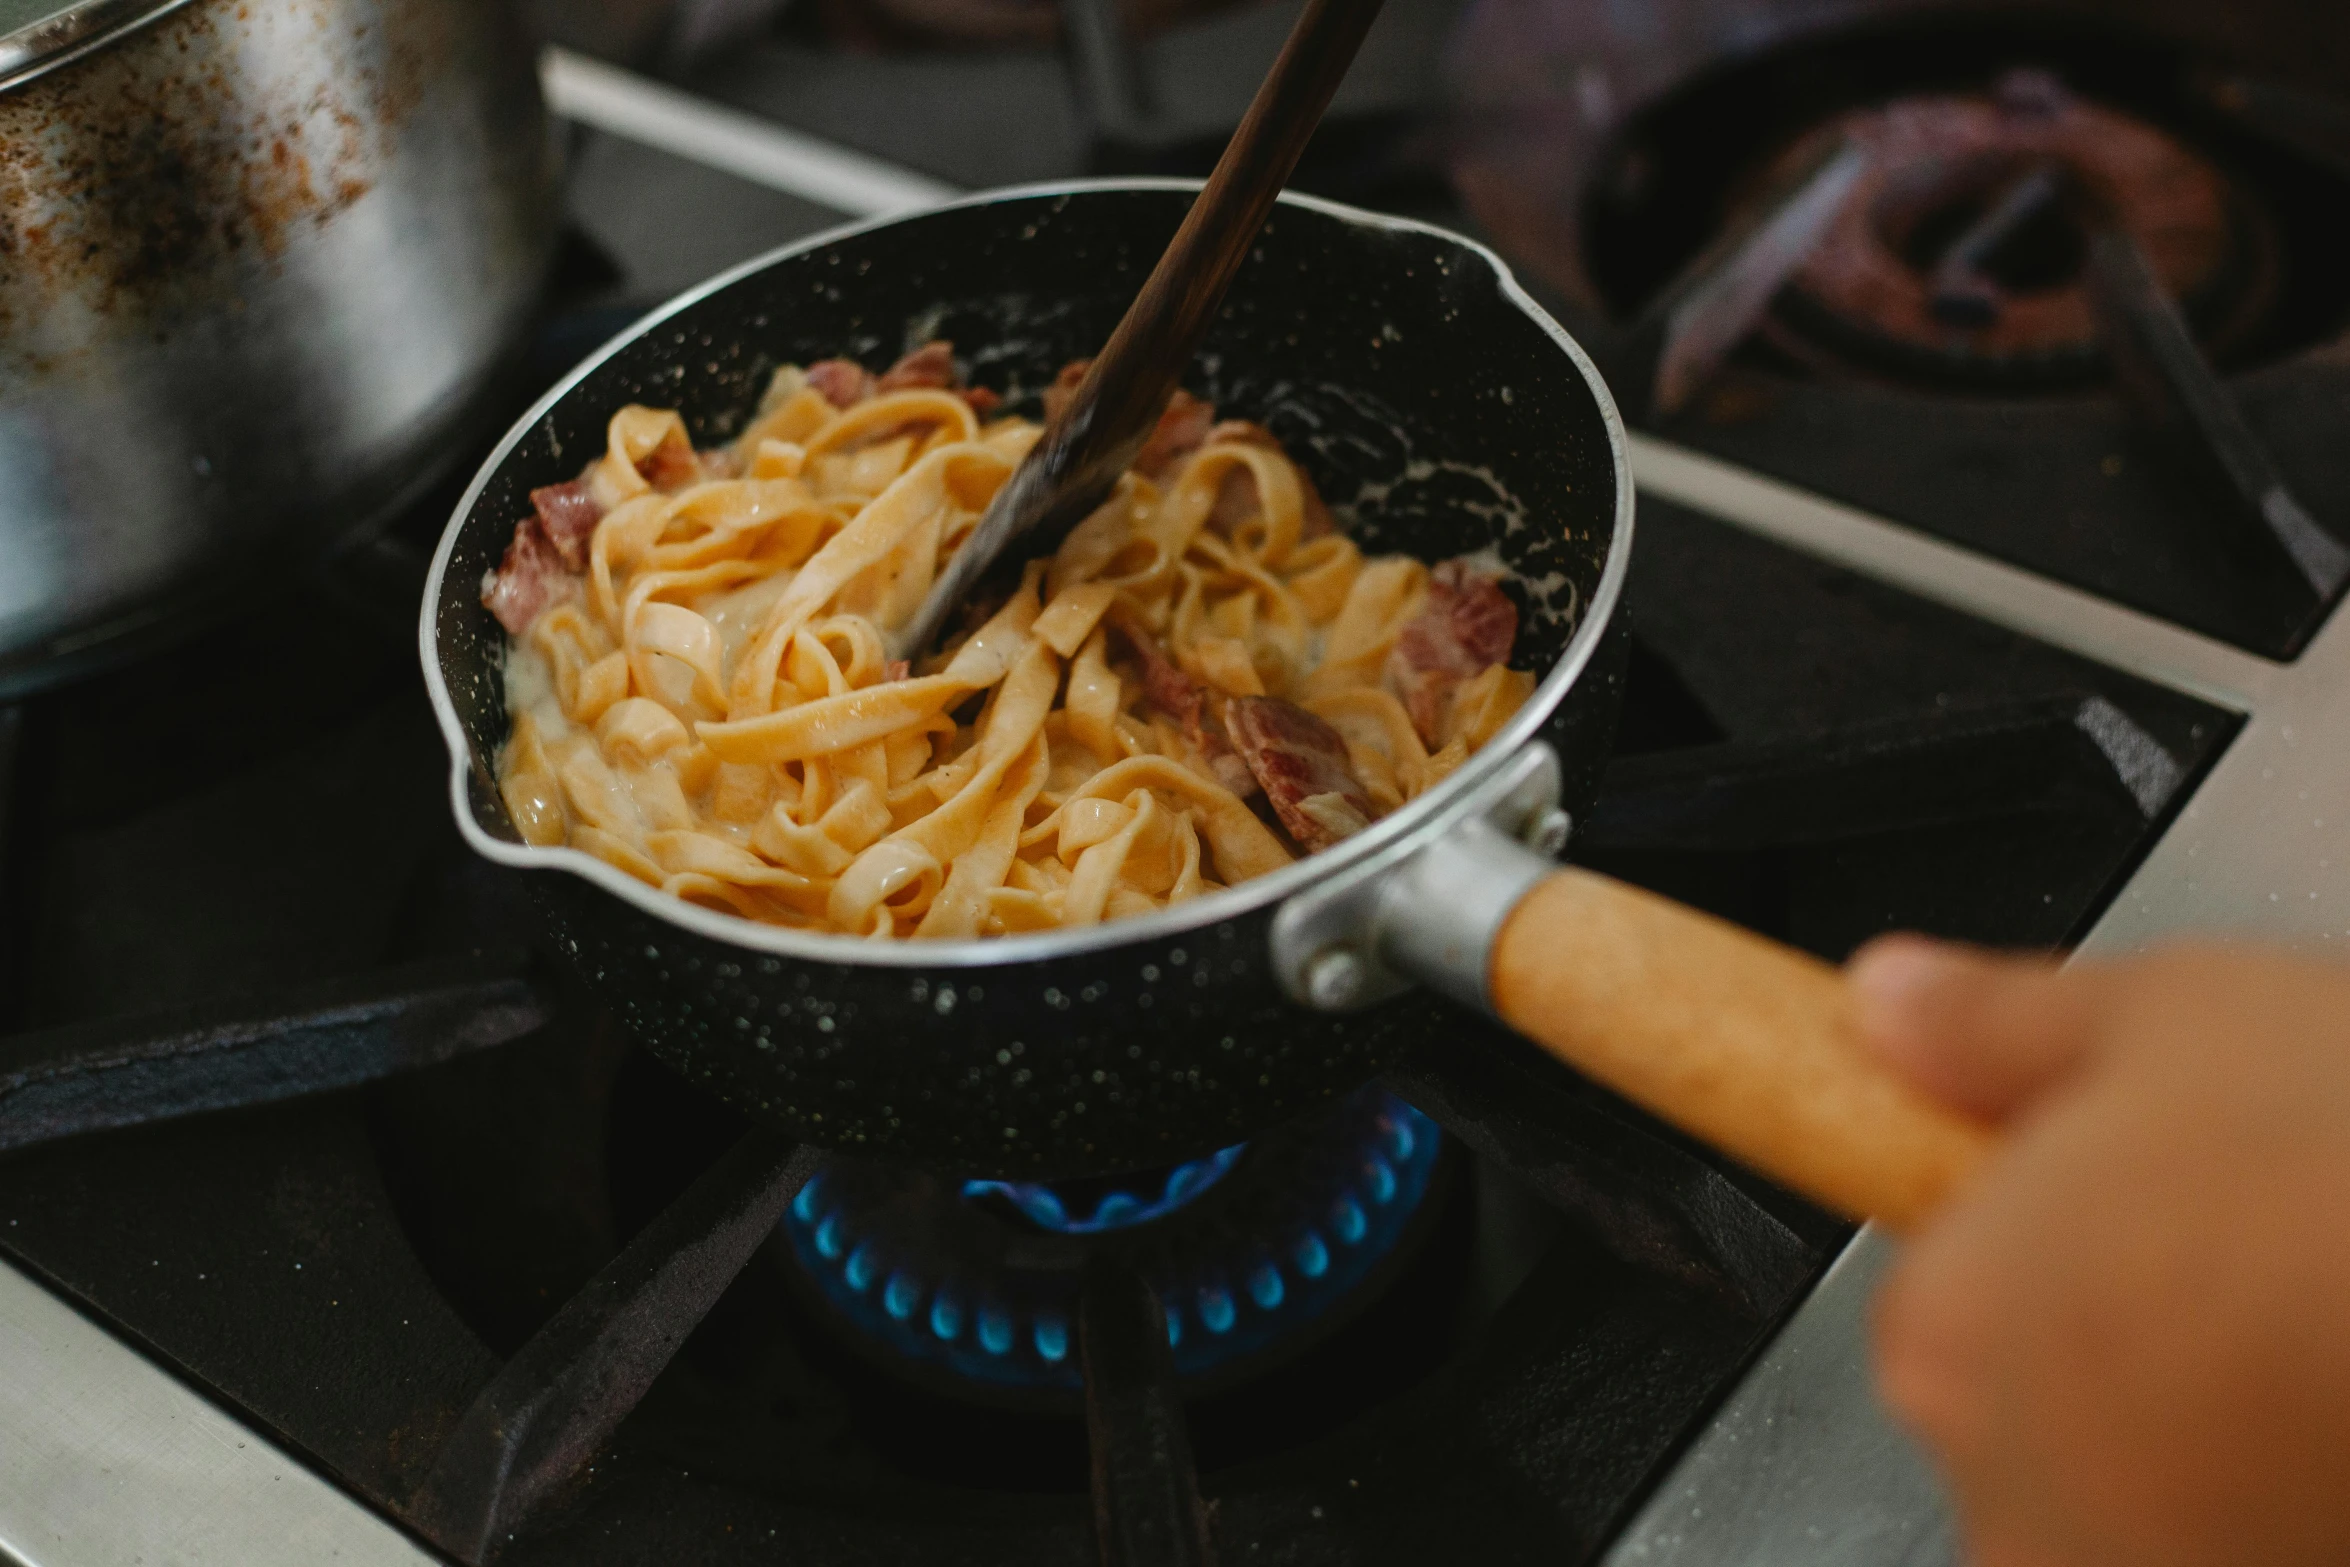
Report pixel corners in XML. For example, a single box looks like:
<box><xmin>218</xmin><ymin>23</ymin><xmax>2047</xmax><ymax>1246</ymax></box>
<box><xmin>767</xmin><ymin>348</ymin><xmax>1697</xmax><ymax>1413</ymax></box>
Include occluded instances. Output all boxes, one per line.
<box><xmin>422</xmin><ymin>180</ymin><xmax>1634</xmax><ymax>1178</ymax></box>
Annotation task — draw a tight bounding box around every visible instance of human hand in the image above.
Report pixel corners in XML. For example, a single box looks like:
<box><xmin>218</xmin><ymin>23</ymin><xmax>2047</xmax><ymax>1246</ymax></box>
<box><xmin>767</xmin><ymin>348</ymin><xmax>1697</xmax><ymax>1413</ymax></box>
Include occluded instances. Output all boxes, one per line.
<box><xmin>1847</xmin><ymin>937</ymin><xmax>2350</xmax><ymax>1567</ymax></box>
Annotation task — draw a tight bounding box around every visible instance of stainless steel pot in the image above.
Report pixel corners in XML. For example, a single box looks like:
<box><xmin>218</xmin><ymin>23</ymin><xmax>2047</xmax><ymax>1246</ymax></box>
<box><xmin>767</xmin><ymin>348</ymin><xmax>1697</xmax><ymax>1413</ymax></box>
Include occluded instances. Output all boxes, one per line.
<box><xmin>0</xmin><ymin>0</ymin><xmax>562</xmax><ymax>693</ymax></box>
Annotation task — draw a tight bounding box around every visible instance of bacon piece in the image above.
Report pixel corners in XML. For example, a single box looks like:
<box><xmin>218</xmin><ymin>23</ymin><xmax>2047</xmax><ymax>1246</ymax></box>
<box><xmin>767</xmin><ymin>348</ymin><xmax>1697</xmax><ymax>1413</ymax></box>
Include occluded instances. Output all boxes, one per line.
<box><xmin>1111</xmin><ymin>609</ymin><xmax>1205</xmax><ymax>727</ymax></box>
<box><xmin>1134</xmin><ymin>388</ymin><xmax>1215</xmax><ymax>477</ymax></box>
<box><xmin>1198</xmin><ymin>419</ymin><xmax>1333</xmax><ymax>539</ymax></box>
<box><xmin>840</xmin><ymin>341</ymin><xmax>1005</xmax><ymax>427</ymax></box>
<box><xmin>1041</xmin><ymin>359</ymin><xmax>1217</xmax><ymax>477</ymax></box>
<box><xmin>1403</xmin><ymin>559</ymin><xmax>1518</xmax><ymax>673</ymax></box>
<box><xmin>481</xmin><ymin>517</ymin><xmax>571</xmax><ymax>635</ymax></box>
<box><xmin>482</xmin><ymin>474</ymin><xmax>611</xmax><ymax>630</ymax></box>
<box><xmin>1225</xmin><ymin>697</ymin><xmax>1377</xmax><ymax>851</ymax></box>
<box><xmin>1042</xmin><ymin>359</ymin><xmax>1090</xmax><ymax>423</ymax></box>
<box><xmin>529</xmin><ymin>480</ymin><xmax>604</xmax><ymax>571</ymax></box>
<box><xmin>1107</xmin><ymin>607</ymin><xmax>1258</xmax><ymax>800</ymax></box>
<box><xmin>884</xmin><ymin>659</ymin><xmax>912</xmax><ymax>682</ymax></box>
<box><xmin>1210</xmin><ymin>469</ymin><xmax>1257</xmax><ymax>535</ymax></box>
<box><xmin>1196</xmin><ymin>724</ymin><xmax>1260</xmax><ymax>799</ymax></box>
<box><xmin>806</xmin><ymin>358</ymin><xmax>876</xmax><ymax>409</ymax></box>
<box><xmin>1132</xmin><ymin>637</ymin><xmax>1199</xmax><ymax>723</ymax></box>
<box><xmin>1301</xmin><ymin>485</ymin><xmax>1336</xmax><ymax>541</ymax></box>
<box><xmin>635</xmin><ymin>427</ymin><xmax>701</xmax><ymax>492</ymax></box>
<box><xmin>1388</xmin><ymin>558</ymin><xmax>1520</xmax><ymax>743</ymax></box>
<box><xmin>877</xmin><ymin>340</ymin><xmax>957</xmax><ymax>392</ymax></box>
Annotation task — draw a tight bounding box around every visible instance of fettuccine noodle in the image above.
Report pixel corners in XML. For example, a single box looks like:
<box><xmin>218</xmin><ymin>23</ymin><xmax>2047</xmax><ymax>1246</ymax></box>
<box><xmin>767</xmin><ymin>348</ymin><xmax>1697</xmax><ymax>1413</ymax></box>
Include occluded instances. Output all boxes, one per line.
<box><xmin>487</xmin><ymin>345</ymin><xmax>1533</xmax><ymax>939</ymax></box>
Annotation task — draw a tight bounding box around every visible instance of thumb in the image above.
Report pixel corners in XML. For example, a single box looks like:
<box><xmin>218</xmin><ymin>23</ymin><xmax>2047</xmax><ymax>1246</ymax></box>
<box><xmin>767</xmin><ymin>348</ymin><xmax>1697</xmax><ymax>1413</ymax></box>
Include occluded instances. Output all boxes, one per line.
<box><xmin>1847</xmin><ymin>934</ymin><xmax>2103</xmax><ymax>1123</ymax></box>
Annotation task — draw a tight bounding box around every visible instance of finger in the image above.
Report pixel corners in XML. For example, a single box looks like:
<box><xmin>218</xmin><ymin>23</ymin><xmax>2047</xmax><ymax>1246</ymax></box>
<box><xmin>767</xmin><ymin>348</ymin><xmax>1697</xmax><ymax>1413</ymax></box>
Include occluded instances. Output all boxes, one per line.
<box><xmin>1847</xmin><ymin>935</ymin><xmax>2104</xmax><ymax>1122</ymax></box>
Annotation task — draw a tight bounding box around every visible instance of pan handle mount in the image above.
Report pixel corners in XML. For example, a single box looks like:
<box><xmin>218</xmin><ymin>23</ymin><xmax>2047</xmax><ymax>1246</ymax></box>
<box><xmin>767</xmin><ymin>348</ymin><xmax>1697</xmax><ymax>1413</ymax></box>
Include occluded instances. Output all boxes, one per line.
<box><xmin>1272</xmin><ymin>744</ymin><xmax>1992</xmax><ymax>1229</ymax></box>
<box><xmin>1272</xmin><ymin>743</ymin><xmax>1571</xmax><ymax>1015</ymax></box>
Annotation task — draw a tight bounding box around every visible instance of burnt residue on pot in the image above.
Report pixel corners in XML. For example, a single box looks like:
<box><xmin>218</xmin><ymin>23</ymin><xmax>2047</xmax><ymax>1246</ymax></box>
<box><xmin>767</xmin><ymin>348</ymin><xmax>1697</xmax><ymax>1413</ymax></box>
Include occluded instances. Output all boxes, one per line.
<box><xmin>0</xmin><ymin>0</ymin><xmax>560</xmax><ymax>686</ymax></box>
<box><xmin>0</xmin><ymin>0</ymin><xmax>466</xmax><ymax>325</ymax></box>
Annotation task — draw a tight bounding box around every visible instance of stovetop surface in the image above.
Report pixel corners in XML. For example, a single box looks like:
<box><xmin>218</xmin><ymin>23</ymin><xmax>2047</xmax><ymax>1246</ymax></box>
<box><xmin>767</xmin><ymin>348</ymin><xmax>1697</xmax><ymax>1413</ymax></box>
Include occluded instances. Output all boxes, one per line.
<box><xmin>0</xmin><ymin>1</ymin><xmax>2319</xmax><ymax>1561</ymax></box>
<box><xmin>0</xmin><ymin>444</ymin><xmax>2229</xmax><ymax>1564</ymax></box>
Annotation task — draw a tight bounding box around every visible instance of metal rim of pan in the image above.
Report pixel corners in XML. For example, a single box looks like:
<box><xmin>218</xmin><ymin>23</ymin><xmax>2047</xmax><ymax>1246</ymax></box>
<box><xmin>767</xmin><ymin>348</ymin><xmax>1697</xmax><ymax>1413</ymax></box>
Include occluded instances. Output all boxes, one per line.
<box><xmin>419</xmin><ymin>177</ymin><xmax>1638</xmax><ymax>975</ymax></box>
<box><xmin>0</xmin><ymin>0</ymin><xmax>202</xmax><ymax>96</ymax></box>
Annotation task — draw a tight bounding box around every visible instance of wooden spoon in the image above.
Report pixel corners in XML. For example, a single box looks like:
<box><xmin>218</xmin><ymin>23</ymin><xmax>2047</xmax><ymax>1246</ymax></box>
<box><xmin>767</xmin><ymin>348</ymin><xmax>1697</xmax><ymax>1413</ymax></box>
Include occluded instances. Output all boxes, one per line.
<box><xmin>885</xmin><ymin>0</ymin><xmax>1389</xmax><ymax>662</ymax></box>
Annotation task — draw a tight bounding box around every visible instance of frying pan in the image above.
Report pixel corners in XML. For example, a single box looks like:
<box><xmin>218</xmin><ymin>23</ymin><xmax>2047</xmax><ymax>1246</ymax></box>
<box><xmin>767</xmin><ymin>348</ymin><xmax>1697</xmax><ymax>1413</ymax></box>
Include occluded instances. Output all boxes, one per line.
<box><xmin>423</xmin><ymin>182</ymin><xmax>1985</xmax><ymax>1225</ymax></box>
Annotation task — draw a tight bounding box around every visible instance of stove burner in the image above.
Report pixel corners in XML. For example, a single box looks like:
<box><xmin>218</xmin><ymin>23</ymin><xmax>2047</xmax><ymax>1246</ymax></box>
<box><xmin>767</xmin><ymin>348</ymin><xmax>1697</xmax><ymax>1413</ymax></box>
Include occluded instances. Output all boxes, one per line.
<box><xmin>1504</xmin><ymin>14</ymin><xmax>2350</xmax><ymax>407</ymax></box>
<box><xmin>1750</xmin><ymin>69</ymin><xmax>2271</xmax><ymax>383</ymax></box>
<box><xmin>780</xmin><ymin>1088</ymin><xmax>1443</xmax><ymax>1404</ymax></box>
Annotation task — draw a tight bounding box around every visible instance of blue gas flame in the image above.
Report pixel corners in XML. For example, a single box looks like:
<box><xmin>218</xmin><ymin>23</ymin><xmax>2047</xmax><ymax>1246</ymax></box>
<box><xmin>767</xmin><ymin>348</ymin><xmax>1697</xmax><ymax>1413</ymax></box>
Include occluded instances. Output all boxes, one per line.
<box><xmin>780</xmin><ymin>1092</ymin><xmax>1441</xmax><ymax>1393</ymax></box>
<box><xmin>957</xmin><ymin>1143</ymin><xmax>1247</xmax><ymax>1234</ymax></box>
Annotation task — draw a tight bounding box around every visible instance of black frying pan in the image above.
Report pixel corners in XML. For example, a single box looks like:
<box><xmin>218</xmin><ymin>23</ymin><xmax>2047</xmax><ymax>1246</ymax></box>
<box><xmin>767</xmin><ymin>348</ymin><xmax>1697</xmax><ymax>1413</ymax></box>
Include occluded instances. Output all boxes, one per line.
<box><xmin>423</xmin><ymin>183</ymin><xmax>1981</xmax><ymax>1225</ymax></box>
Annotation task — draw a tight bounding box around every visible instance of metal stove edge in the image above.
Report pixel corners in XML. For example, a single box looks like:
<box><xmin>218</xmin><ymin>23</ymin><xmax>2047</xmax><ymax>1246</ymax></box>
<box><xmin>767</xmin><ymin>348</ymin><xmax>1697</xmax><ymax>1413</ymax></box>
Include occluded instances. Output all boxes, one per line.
<box><xmin>0</xmin><ymin>1258</ymin><xmax>436</xmax><ymax>1567</ymax></box>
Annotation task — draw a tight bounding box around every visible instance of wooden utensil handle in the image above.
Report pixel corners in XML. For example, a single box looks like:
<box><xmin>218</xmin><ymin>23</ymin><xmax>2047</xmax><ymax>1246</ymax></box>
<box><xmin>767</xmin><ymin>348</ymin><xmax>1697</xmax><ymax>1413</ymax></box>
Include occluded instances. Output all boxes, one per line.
<box><xmin>1029</xmin><ymin>0</ymin><xmax>1387</xmax><ymax>529</ymax></box>
<box><xmin>1488</xmin><ymin>868</ymin><xmax>1991</xmax><ymax>1230</ymax></box>
<box><xmin>888</xmin><ymin>0</ymin><xmax>1384</xmax><ymax>662</ymax></box>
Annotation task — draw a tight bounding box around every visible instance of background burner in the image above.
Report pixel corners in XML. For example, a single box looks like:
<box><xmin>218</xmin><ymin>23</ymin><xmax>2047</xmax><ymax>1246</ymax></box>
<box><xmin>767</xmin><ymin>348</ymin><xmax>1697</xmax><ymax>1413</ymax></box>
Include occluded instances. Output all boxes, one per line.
<box><xmin>781</xmin><ymin>1087</ymin><xmax>1447</xmax><ymax>1407</ymax></box>
<box><xmin>1463</xmin><ymin>12</ymin><xmax>2350</xmax><ymax>382</ymax></box>
<box><xmin>1449</xmin><ymin>4</ymin><xmax>2350</xmax><ymax>655</ymax></box>
<box><xmin>1749</xmin><ymin>68</ymin><xmax>2273</xmax><ymax>386</ymax></box>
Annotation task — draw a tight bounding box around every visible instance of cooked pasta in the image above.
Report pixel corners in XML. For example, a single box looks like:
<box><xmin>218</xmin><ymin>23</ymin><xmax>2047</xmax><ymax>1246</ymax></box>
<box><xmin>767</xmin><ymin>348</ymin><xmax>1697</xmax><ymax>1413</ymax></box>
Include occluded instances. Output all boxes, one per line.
<box><xmin>484</xmin><ymin>341</ymin><xmax>1534</xmax><ymax>939</ymax></box>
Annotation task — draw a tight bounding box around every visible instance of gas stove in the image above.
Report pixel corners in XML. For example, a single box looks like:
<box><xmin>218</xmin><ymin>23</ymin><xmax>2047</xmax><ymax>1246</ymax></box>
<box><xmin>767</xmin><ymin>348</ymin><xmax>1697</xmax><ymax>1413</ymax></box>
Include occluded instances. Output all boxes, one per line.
<box><xmin>3</xmin><ymin>2</ymin><xmax>2348</xmax><ymax>1563</ymax></box>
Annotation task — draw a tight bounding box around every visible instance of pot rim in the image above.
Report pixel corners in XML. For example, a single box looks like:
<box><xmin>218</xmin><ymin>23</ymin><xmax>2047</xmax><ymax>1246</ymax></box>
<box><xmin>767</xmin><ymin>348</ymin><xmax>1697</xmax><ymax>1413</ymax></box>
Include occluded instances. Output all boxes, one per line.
<box><xmin>0</xmin><ymin>0</ymin><xmax>198</xmax><ymax>95</ymax></box>
<box><xmin>419</xmin><ymin>177</ymin><xmax>1636</xmax><ymax>973</ymax></box>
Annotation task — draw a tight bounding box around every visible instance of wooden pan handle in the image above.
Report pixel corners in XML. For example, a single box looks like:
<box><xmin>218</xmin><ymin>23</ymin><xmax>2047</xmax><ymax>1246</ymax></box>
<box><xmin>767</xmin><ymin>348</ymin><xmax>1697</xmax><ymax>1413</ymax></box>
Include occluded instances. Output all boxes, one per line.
<box><xmin>1488</xmin><ymin>868</ymin><xmax>1991</xmax><ymax>1230</ymax></box>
